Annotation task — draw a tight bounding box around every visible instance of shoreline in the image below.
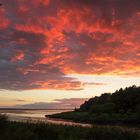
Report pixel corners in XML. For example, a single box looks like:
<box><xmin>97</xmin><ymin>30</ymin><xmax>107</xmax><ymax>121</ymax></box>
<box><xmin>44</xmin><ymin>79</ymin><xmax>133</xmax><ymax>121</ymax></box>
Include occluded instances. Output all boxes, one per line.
<box><xmin>7</xmin><ymin>114</ymin><xmax>92</xmax><ymax>128</ymax></box>
<box><xmin>7</xmin><ymin>114</ymin><xmax>140</xmax><ymax>134</ymax></box>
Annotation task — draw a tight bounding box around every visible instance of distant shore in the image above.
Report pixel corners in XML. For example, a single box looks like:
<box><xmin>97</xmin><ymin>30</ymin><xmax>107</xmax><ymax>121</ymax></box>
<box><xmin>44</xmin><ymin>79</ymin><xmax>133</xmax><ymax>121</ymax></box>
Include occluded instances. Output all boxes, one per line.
<box><xmin>0</xmin><ymin>108</ymin><xmax>73</xmax><ymax>110</ymax></box>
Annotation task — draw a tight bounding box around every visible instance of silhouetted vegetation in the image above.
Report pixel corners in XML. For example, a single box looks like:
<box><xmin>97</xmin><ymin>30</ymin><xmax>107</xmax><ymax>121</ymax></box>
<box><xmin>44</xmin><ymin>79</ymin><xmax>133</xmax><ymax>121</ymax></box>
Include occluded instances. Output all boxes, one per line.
<box><xmin>0</xmin><ymin>114</ymin><xmax>139</xmax><ymax>140</ymax></box>
<box><xmin>0</xmin><ymin>114</ymin><xmax>8</xmax><ymax>132</ymax></box>
<box><xmin>1</xmin><ymin>85</ymin><xmax>140</xmax><ymax>139</ymax></box>
<box><xmin>80</xmin><ymin>85</ymin><xmax>140</xmax><ymax>113</ymax></box>
<box><xmin>49</xmin><ymin>85</ymin><xmax>140</xmax><ymax>125</ymax></box>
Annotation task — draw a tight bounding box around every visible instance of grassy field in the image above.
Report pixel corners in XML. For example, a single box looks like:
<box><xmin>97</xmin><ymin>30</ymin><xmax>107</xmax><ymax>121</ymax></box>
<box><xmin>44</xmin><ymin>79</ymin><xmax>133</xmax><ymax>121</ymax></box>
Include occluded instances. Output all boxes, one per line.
<box><xmin>0</xmin><ymin>114</ymin><xmax>140</xmax><ymax>140</ymax></box>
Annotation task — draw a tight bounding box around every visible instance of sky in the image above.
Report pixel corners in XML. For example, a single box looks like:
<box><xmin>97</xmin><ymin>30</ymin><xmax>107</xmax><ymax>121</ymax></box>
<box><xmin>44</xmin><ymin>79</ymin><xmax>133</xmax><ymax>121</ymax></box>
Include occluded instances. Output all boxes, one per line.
<box><xmin>0</xmin><ymin>0</ymin><xmax>140</xmax><ymax>109</ymax></box>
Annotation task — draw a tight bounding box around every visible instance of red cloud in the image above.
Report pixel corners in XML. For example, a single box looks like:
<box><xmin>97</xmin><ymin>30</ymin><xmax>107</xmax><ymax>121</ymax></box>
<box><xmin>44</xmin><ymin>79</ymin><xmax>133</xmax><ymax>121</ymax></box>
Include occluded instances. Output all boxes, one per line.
<box><xmin>11</xmin><ymin>51</ymin><xmax>24</xmax><ymax>62</ymax></box>
<box><xmin>0</xmin><ymin>0</ymin><xmax>140</xmax><ymax>90</ymax></box>
<box><xmin>0</xmin><ymin>8</ymin><xmax>9</xmax><ymax>29</ymax></box>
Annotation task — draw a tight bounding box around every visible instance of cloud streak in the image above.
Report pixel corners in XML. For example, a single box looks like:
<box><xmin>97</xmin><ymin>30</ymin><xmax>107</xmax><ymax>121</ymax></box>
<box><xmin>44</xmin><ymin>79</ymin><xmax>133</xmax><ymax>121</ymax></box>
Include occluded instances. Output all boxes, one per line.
<box><xmin>14</xmin><ymin>98</ymin><xmax>87</xmax><ymax>109</ymax></box>
<box><xmin>0</xmin><ymin>0</ymin><xmax>140</xmax><ymax>90</ymax></box>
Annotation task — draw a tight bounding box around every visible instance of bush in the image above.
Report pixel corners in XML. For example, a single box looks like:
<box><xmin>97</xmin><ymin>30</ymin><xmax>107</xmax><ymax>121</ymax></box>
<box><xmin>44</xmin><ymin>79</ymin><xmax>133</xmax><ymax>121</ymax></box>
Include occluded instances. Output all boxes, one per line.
<box><xmin>0</xmin><ymin>114</ymin><xmax>8</xmax><ymax>127</ymax></box>
<box><xmin>90</xmin><ymin>103</ymin><xmax>116</xmax><ymax>114</ymax></box>
<box><xmin>0</xmin><ymin>114</ymin><xmax>8</xmax><ymax>134</ymax></box>
<box><xmin>136</xmin><ymin>104</ymin><xmax>140</xmax><ymax>122</ymax></box>
<box><xmin>0</xmin><ymin>121</ymin><xmax>139</xmax><ymax>140</ymax></box>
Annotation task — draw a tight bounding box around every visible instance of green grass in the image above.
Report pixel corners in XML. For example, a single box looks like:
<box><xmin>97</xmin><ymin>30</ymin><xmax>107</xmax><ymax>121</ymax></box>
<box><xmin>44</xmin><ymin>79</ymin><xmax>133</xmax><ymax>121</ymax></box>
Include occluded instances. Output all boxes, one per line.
<box><xmin>0</xmin><ymin>114</ymin><xmax>140</xmax><ymax>140</ymax></box>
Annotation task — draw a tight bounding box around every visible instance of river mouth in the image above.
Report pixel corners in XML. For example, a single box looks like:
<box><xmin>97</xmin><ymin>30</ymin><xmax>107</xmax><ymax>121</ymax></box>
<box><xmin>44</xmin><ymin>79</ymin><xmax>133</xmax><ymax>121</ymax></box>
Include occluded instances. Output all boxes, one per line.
<box><xmin>0</xmin><ymin>109</ymin><xmax>72</xmax><ymax>118</ymax></box>
<box><xmin>7</xmin><ymin>114</ymin><xmax>92</xmax><ymax>128</ymax></box>
<box><xmin>0</xmin><ymin>109</ymin><xmax>92</xmax><ymax>127</ymax></box>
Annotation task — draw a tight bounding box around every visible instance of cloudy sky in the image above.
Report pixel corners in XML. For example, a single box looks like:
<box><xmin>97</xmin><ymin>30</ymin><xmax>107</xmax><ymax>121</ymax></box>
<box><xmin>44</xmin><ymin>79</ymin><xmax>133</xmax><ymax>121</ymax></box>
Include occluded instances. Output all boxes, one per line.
<box><xmin>0</xmin><ymin>0</ymin><xmax>140</xmax><ymax>109</ymax></box>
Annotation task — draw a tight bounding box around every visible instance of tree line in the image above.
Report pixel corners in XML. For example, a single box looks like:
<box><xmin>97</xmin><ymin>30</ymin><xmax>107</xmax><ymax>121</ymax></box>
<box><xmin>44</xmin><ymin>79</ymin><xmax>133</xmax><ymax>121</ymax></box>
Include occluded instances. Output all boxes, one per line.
<box><xmin>79</xmin><ymin>85</ymin><xmax>140</xmax><ymax>115</ymax></box>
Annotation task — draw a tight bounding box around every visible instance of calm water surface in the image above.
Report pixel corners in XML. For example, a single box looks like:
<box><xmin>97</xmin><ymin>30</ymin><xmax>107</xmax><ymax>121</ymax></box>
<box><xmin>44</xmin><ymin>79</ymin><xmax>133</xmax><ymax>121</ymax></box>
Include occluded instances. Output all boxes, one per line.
<box><xmin>0</xmin><ymin>109</ymin><xmax>72</xmax><ymax>118</ymax></box>
<box><xmin>0</xmin><ymin>109</ymin><xmax>92</xmax><ymax>127</ymax></box>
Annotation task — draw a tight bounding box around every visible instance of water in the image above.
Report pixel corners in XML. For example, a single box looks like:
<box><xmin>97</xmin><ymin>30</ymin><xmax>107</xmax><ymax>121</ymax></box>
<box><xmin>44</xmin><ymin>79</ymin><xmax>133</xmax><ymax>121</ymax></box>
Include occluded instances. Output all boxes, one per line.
<box><xmin>0</xmin><ymin>109</ymin><xmax>72</xmax><ymax>119</ymax></box>
<box><xmin>0</xmin><ymin>109</ymin><xmax>92</xmax><ymax>127</ymax></box>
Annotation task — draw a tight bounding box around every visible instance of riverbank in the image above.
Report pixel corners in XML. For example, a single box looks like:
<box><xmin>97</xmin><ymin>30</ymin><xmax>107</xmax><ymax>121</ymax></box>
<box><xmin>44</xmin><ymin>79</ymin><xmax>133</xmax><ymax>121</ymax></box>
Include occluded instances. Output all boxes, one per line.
<box><xmin>0</xmin><ymin>116</ymin><xmax>140</xmax><ymax>140</ymax></box>
<box><xmin>7</xmin><ymin>114</ymin><xmax>92</xmax><ymax>127</ymax></box>
<box><xmin>6</xmin><ymin>112</ymin><xmax>140</xmax><ymax>136</ymax></box>
<box><xmin>49</xmin><ymin>111</ymin><xmax>140</xmax><ymax>124</ymax></box>
<box><xmin>47</xmin><ymin>86</ymin><xmax>140</xmax><ymax>127</ymax></box>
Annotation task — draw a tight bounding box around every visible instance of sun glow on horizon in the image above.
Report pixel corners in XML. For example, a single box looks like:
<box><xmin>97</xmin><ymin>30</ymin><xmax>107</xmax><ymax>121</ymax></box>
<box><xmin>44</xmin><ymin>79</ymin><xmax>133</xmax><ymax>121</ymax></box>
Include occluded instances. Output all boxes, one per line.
<box><xmin>0</xmin><ymin>0</ymin><xmax>140</xmax><ymax>108</ymax></box>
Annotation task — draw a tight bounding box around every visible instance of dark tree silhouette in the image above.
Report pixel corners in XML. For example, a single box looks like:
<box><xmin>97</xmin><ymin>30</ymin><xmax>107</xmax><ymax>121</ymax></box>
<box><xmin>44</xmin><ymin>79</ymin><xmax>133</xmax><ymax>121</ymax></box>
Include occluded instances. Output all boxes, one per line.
<box><xmin>79</xmin><ymin>85</ymin><xmax>140</xmax><ymax>114</ymax></box>
<box><xmin>50</xmin><ymin>85</ymin><xmax>140</xmax><ymax>125</ymax></box>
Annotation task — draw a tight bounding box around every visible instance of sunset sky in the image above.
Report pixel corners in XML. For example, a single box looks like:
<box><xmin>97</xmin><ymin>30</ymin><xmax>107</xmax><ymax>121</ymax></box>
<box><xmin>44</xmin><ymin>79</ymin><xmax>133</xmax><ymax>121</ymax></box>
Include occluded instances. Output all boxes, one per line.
<box><xmin>0</xmin><ymin>0</ymin><xmax>140</xmax><ymax>109</ymax></box>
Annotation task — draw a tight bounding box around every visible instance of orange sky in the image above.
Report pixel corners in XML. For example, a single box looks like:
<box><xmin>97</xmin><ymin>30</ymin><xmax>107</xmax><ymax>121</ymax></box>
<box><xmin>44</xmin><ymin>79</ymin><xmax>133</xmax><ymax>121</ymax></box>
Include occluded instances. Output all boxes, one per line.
<box><xmin>0</xmin><ymin>0</ymin><xmax>140</xmax><ymax>108</ymax></box>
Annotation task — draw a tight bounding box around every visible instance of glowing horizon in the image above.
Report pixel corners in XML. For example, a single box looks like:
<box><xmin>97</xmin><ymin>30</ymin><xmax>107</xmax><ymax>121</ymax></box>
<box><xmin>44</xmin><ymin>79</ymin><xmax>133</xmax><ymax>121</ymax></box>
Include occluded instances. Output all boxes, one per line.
<box><xmin>0</xmin><ymin>0</ymin><xmax>140</xmax><ymax>108</ymax></box>
<box><xmin>0</xmin><ymin>74</ymin><xmax>139</xmax><ymax>108</ymax></box>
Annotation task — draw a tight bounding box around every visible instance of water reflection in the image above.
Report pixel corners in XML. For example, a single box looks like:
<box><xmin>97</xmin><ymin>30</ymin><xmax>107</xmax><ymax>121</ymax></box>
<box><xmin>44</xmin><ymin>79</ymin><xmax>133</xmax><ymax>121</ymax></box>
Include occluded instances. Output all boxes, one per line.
<box><xmin>0</xmin><ymin>109</ymin><xmax>92</xmax><ymax>127</ymax></box>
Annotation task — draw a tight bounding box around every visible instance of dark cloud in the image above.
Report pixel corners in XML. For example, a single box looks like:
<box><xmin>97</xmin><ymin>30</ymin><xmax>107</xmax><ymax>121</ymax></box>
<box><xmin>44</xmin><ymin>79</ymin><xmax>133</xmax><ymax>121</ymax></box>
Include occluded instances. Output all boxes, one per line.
<box><xmin>0</xmin><ymin>0</ymin><xmax>139</xmax><ymax>90</ymax></box>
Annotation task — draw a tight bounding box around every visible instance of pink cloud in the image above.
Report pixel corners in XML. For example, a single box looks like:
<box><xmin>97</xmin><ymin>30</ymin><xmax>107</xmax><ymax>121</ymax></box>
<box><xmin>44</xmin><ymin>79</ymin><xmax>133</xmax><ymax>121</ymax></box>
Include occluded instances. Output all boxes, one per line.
<box><xmin>0</xmin><ymin>0</ymin><xmax>139</xmax><ymax>90</ymax></box>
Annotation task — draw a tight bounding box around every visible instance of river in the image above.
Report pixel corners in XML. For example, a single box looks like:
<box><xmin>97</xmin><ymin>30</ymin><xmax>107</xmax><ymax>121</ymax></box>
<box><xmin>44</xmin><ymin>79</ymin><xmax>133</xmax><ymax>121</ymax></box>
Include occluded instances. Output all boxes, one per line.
<box><xmin>0</xmin><ymin>109</ymin><xmax>92</xmax><ymax>127</ymax></box>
